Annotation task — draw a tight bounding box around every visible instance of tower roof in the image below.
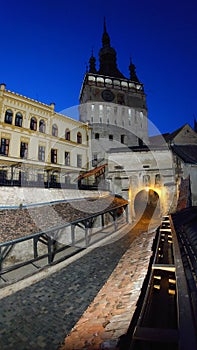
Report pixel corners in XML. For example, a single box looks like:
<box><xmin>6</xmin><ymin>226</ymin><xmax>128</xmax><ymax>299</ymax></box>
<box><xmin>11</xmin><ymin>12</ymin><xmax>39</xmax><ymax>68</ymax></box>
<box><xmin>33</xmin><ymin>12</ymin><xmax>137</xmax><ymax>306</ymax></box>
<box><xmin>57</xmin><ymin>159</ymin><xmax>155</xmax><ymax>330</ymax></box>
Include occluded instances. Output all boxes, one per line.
<box><xmin>88</xmin><ymin>19</ymin><xmax>141</xmax><ymax>83</ymax></box>
<box><xmin>98</xmin><ymin>19</ymin><xmax>126</xmax><ymax>79</ymax></box>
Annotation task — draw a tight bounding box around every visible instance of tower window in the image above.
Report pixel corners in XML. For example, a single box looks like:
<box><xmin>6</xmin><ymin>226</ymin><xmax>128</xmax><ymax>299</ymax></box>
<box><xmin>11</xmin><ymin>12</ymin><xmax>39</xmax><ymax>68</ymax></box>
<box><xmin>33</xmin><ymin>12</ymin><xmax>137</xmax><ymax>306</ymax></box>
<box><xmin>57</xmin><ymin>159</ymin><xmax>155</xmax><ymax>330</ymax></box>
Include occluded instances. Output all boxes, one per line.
<box><xmin>121</xmin><ymin>135</ymin><xmax>125</xmax><ymax>144</ymax></box>
<box><xmin>15</xmin><ymin>112</ymin><xmax>23</xmax><ymax>127</ymax></box>
<box><xmin>95</xmin><ymin>133</ymin><xmax>99</xmax><ymax>140</ymax></box>
<box><xmin>109</xmin><ymin>134</ymin><xmax>113</xmax><ymax>141</ymax></box>
<box><xmin>5</xmin><ymin>109</ymin><xmax>13</xmax><ymax>124</ymax></box>
<box><xmin>117</xmin><ymin>94</ymin><xmax>125</xmax><ymax>105</ymax></box>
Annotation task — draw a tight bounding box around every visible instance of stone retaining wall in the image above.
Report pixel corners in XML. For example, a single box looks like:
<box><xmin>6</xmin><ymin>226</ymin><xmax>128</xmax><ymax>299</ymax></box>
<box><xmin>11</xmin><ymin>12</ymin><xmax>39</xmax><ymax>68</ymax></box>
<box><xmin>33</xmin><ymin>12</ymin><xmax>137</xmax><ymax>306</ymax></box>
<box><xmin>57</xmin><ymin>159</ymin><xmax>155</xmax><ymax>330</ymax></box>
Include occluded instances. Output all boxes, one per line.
<box><xmin>0</xmin><ymin>187</ymin><xmax>109</xmax><ymax>207</ymax></box>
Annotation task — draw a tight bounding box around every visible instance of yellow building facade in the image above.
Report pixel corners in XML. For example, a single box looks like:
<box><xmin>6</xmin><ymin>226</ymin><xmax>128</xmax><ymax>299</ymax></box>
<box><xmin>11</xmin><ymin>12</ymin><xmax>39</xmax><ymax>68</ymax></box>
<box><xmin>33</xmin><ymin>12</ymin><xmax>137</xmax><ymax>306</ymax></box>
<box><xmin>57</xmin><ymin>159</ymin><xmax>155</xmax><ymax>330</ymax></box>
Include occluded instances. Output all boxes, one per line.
<box><xmin>0</xmin><ymin>83</ymin><xmax>91</xmax><ymax>188</ymax></box>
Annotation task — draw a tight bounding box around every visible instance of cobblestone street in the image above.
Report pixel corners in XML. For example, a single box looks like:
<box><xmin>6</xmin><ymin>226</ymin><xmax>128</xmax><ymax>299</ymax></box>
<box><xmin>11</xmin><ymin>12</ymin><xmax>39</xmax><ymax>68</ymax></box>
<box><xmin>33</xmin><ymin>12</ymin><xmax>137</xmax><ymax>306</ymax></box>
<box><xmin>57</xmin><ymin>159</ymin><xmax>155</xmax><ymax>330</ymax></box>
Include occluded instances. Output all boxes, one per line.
<box><xmin>0</xmin><ymin>214</ymin><xmax>160</xmax><ymax>350</ymax></box>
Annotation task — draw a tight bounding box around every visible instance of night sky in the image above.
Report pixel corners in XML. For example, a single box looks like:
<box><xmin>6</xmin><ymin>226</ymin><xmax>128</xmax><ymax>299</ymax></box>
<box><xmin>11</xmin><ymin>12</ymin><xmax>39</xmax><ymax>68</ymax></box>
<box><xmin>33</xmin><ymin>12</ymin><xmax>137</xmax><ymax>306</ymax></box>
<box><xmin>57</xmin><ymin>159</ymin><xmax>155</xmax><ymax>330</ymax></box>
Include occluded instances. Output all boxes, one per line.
<box><xmin>0</xmin><ymin>0</ymin><xmax>196</xmax><ymax>135</ymax></box>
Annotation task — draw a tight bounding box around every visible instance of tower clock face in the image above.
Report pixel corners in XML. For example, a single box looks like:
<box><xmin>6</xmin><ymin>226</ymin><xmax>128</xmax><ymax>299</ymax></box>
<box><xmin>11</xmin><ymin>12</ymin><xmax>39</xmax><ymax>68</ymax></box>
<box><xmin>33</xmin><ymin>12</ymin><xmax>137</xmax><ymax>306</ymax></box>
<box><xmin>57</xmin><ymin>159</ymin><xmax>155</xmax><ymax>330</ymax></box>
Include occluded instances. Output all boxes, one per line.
<box><xmin>101</xmin><ymin>89</ymin><xmax>115</xmax><ymax>102</ymax></box>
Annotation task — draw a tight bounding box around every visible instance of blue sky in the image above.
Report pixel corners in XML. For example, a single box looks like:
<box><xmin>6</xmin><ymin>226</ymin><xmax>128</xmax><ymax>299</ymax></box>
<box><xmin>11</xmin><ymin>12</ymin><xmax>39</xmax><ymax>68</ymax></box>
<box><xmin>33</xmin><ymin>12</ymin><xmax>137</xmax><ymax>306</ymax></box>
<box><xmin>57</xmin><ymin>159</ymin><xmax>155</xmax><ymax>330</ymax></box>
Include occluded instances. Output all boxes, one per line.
<box><xmin>0</xmin><ymin>0</ymin><xmax>197</xmax><ymax>135</ymax></box>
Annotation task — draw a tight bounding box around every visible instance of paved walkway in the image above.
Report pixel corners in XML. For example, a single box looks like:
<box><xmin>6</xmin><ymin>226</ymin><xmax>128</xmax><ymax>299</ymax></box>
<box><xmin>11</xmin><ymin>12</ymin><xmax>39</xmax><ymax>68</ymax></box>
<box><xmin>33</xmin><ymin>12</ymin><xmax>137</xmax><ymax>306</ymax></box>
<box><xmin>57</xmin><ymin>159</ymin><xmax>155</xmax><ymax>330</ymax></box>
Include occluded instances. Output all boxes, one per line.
<box><xmin>0</xmin><ymin>216</ymin><xmax>160</xmax><ymax>350</ymax></box>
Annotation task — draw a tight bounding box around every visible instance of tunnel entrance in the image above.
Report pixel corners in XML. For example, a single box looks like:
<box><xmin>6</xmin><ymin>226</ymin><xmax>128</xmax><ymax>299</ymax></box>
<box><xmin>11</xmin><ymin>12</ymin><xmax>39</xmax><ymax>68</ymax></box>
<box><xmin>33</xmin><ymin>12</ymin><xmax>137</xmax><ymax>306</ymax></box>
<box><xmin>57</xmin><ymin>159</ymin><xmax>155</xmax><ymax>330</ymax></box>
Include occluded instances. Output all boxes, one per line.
<box><xmin>134</xmin><ymin>189</ymin><xmax>160</xmax><ymax>220</ymax></box>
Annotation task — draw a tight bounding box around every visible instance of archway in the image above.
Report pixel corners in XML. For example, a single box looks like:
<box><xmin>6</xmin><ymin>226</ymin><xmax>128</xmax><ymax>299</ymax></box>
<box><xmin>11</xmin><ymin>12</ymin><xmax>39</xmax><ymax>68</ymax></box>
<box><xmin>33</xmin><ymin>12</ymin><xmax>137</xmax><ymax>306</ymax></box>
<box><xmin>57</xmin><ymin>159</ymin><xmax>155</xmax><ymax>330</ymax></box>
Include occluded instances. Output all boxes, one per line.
<box><xmin>134</xmin><ymin>189</ymin><xmax>160</xmax><ymax>220</ymax></box>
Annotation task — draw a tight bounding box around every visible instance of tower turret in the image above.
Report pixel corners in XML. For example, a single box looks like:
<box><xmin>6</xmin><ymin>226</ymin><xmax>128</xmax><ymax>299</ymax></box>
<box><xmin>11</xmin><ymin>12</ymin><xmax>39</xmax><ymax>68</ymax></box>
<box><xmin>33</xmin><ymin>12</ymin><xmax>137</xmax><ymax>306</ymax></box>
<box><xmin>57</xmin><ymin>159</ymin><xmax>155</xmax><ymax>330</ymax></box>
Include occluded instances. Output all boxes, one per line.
<box><xmin>89</xmin><ymin>50</ymin><xmax>97</xmax><ymax>74</ymax></box>
<box><xmin>129</xmin><ymin>57</ymin><xmax>140</xmax><ymax>83</ymax></box>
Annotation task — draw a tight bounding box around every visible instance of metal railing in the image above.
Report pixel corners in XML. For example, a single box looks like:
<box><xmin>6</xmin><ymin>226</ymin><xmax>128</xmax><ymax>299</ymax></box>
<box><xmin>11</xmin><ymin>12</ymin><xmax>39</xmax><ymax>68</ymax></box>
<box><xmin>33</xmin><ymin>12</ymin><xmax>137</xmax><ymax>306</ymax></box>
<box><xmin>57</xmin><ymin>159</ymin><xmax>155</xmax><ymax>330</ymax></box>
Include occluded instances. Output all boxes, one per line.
<box><xmin>0</xmin><ymin>202</ymin><xmax>128</xmax><ymax>281</ymax></box>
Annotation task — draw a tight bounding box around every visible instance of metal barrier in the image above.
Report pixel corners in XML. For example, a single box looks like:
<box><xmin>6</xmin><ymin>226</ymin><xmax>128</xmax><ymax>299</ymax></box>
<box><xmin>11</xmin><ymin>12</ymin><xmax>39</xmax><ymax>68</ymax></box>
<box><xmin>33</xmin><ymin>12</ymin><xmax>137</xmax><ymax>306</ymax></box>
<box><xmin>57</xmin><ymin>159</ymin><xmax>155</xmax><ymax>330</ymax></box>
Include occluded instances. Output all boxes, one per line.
<box><xmin>0</xmin><ymin>202</ymin><xmax>128</xmax><ymax>279</ymax></box>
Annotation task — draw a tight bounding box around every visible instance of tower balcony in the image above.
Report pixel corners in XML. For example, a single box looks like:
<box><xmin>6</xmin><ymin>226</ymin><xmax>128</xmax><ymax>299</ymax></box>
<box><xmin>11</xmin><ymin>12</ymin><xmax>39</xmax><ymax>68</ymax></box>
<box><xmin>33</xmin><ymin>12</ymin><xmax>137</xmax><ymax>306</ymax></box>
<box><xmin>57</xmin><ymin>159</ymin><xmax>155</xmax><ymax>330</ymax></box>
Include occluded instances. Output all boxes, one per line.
<box><xmin>85</xmin><ymin>73</ymin><xmax>144</xmax><ymax>92</ymax></box>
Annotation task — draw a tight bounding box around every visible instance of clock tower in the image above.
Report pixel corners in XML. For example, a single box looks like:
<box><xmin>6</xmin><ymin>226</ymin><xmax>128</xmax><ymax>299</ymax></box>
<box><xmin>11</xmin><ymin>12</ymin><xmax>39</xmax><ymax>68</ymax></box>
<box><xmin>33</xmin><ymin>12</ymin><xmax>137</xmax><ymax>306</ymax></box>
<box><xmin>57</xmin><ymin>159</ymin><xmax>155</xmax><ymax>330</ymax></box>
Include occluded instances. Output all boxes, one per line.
<box><xmin>79</xmin><ymin>19</ymin><xmax>148</xmax><ymax>164</ymax></box>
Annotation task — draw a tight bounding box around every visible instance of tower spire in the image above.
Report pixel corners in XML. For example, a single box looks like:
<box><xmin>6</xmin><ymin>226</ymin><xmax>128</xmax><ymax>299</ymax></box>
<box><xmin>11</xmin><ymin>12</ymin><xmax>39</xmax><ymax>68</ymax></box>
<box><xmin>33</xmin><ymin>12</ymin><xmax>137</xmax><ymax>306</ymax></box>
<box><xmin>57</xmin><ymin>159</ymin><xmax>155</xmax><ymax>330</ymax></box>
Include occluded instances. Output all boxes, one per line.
<box><xmin>102</xmin><ymin>17</ymin><xmax>110</xmax><ymax>48</ymax></box>
<box><xmin>129</xmin><ymin>57</ymin><xmax>140</xmax><ymax>83</ymax></box>
<box><xmin>98</xmin><ymin>19</ymin><xmax>125</xmax><ymax>78</ymax></box>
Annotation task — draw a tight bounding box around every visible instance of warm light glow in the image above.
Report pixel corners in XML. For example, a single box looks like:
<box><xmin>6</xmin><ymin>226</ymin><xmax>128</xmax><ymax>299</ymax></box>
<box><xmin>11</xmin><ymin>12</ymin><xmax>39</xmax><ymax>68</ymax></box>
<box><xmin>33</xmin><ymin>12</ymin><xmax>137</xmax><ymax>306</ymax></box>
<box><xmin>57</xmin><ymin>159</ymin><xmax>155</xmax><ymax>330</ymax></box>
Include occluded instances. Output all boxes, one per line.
<box><xmin>154</xmin><ymin>285</ymin><xmax>160</xmax><ymax>290</ymax></box>
<box><xmin>168</xmin><ymin>289</ymin><xmax>176</xmax><ymax>295</ymax></box>
<box><xmin>169</xmin><ymin>278</ymin><xmax>176</xmax><ymax>284</ymax></box>
<box><xmin>154</xmin><ymin>275</ymin><xmax>161</xmax><ymax>280</ymax></box>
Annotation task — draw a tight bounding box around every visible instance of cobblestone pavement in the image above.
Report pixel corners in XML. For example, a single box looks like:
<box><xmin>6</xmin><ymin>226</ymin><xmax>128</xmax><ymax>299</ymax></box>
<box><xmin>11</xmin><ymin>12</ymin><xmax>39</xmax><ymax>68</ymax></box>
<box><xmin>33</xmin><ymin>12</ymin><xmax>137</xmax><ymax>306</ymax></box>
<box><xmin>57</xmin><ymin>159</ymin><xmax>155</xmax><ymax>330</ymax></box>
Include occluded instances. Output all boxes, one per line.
<box><xmin>0</xmin><ymin>215</ymin><xmax>160</xmax><ymax>350</ymax></box>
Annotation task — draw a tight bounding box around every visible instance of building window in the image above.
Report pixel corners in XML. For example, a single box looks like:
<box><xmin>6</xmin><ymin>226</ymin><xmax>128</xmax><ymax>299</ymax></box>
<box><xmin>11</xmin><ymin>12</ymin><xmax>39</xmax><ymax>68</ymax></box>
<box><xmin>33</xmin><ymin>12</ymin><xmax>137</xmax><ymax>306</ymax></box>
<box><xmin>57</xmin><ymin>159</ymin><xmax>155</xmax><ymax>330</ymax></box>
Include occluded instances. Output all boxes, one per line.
<box><xmin>92</xmin><ymin>153</ymin><xmax>98</xmax><ymax>166</ymax></box>
<box><xmin>38</xmin><ymin>146</ymin><xmax>45</xmax><ymax>162</ymax></box>
<box><xmin>15</xmin><ymin>112</ymin><xmax>23</xmax><ymax>127</ymax></box>
<box><xmin>77</xmin><ymin>132</ymin><xmax>82</xmax><ymax>144</ymax></box>
<box><xmin>52</xmin><ymin>124</ymin><xmax>58</xmax><ymax>137</ymax></box>
<box><xmin>65</xmin><ymin>128</ymin><xmax>70</xmax><ymax>141</ymax></box>
<box><xmin>39</xmin><ymin>120</ymin><xmax>46</xmax><ymax>133</ymax></box>
<box><xmin>51</xmin><ymin>149</ymin><xmax>57</xmax><ymax>163</ymax></box>
<box><xmin>30</xmin><ymin>117</ymin><xmax>37</xmax><ymax>131</ymax></box>
<box><xmin>50</xmin><ymin>174</ymin><xmax>57</xmax><ymax>184</ymax></box>
<box><xmin>65</xmin><ymin>152</ymin><xmax>70</xmax><ymax>166</ymax></box>
<box><xmin>20</xmin><ymin>142</ymin><xmax>28</xmax><ymax>159</ymax></box>
<box><xmin>155</xmin><ymin>174</ymin><xmax>161</xmax><ymax>186</ymax></box>
<box><xmin>77</xmin><ymin>154</ymin><xmax>82</xmax><ymax>168</ymax></box>
<box><xmin>143</xmin><ymin>175</ymin><xmax>150</xmax><ymax>187</ymax></box>
<box><xmin>95</xmin><ymin>133</ymin><xmax>99</xmax><ymax>140</ymax></box>
<box><xmin>0</xmin><ymin>138</ymin><xmax>9</xmax><ymax>156</ymax></box>
<box><xmin>4</xmin><ymin>109</ymin><xmax>13</xmax><ymax>124</ymax></box>
<box><xmin>121</xmin><ymin>135</ymin><xmax>125</xmax><ymax>144</ymax></box>
<box><xmin>109</xmin><ymin>134</ymin><xmax>113</xmax><ymax>141</ymax></box>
